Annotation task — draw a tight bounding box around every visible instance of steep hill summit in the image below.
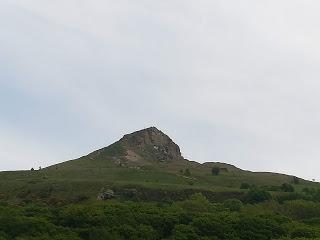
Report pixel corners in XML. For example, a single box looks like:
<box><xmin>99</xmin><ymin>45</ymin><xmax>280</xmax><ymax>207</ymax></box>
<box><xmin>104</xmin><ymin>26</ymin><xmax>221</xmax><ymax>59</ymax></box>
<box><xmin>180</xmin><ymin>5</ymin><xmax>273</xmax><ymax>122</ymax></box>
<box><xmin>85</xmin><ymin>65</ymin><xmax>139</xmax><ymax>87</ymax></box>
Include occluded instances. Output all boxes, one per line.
<box><xmin>85</xmin><ymin>127</ymin><xmax>184</xmax><ymax>167</ymax></box>
<box><xmin>120</xmin><ymin>127</ymin><xmax>183</xmax><ymax>162</ymax></box>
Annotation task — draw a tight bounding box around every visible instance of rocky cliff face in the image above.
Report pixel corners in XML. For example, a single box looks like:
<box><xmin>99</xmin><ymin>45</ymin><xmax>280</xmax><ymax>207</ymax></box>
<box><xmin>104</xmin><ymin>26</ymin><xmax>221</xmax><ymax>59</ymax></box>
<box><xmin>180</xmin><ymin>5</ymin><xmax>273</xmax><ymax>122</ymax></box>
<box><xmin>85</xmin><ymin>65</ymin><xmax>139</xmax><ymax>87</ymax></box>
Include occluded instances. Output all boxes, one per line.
<box><xmin>120</xmin><ymin>127</ymin><xmax>183</xmax><ymax>162</ymax></box>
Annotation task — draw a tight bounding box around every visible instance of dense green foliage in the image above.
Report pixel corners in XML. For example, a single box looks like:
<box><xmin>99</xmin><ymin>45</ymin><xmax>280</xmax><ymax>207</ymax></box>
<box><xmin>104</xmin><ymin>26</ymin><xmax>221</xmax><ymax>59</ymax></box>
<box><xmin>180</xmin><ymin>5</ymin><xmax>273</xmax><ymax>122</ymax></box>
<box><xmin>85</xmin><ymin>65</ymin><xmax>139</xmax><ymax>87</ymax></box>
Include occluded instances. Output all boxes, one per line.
<box><xmin>0</xmin><ymin>193</ymin><xmax>320</xmax><ymax>240</ymax></box>
<box><xmin>245</xmin><ymin>188</ymin><xmax>272</xmax><ymax>203</ymax></box>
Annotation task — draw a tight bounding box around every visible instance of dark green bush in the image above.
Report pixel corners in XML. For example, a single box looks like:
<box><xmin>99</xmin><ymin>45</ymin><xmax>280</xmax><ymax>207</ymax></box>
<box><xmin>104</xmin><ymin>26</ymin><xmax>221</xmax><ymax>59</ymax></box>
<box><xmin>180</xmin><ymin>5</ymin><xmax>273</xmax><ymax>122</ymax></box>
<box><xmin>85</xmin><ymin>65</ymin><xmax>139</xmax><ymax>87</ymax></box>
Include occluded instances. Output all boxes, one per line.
<box><xmin>223</xmin><ymin>199</ymin><xmax>243</xmax><ymax>212</ymax></box>
<box><xmin>245</xmin><ymin>188</ymin><xmax>271</xmax><ymax>204</ymax></box>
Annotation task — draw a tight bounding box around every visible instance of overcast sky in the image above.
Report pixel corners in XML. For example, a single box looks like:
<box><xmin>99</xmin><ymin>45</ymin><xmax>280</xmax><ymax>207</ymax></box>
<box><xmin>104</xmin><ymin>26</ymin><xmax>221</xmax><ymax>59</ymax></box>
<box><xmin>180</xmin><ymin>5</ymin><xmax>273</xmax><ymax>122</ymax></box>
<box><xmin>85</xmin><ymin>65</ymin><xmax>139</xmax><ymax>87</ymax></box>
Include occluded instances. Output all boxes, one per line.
<box><xmin>1</xmin><ymin>1</ymin><xmax>320</xmax><ymax>180</ymax></box>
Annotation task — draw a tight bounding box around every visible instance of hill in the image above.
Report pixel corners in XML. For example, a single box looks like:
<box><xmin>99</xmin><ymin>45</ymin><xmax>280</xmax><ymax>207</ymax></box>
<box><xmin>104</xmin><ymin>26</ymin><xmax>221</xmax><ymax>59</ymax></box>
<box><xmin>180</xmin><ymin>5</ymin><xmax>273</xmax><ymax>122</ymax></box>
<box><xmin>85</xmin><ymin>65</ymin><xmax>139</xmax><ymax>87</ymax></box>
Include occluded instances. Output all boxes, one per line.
<box><xmin>0</xmin><ymin>127</ymin><xmax>318</xmax><ymax>203</ymax></box>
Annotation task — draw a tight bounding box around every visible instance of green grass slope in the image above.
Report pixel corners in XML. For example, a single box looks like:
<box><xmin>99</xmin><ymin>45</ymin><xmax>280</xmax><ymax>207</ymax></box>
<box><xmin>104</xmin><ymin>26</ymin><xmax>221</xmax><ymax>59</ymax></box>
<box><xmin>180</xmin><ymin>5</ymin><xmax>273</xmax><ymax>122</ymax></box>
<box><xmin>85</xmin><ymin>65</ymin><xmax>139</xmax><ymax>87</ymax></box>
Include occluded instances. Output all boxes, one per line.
<box><xmin>0</xmin><ymin>127</ymin><xmax>318</xmax><ymax>204</ymax></box>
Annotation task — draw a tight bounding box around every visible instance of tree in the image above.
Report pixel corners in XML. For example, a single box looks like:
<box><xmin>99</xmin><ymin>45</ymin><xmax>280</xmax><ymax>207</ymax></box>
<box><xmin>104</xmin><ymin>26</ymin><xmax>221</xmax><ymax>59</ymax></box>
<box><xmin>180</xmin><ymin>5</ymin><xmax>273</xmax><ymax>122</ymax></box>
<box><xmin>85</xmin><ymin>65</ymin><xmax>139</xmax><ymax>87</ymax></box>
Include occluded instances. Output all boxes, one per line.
<box><xmin>171</xmin><ymin>224</ymin><xmax>200</xmax><ymax>240</ymax></box>
<box><xmin>211</xmin><ymin>167</ymin><xmax>220</xmax><ymax>176</ymax></box>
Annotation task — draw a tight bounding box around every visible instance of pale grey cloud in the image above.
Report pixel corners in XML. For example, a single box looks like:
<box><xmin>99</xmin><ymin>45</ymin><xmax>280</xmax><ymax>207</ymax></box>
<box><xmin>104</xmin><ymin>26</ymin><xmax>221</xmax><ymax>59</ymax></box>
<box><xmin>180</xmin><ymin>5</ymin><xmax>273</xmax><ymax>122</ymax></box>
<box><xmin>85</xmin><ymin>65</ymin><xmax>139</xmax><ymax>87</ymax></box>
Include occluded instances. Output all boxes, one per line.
<box><xmin>1</xmin><ymin>1</ymin><xmax>320</xmax><ymax>180</ymax></box>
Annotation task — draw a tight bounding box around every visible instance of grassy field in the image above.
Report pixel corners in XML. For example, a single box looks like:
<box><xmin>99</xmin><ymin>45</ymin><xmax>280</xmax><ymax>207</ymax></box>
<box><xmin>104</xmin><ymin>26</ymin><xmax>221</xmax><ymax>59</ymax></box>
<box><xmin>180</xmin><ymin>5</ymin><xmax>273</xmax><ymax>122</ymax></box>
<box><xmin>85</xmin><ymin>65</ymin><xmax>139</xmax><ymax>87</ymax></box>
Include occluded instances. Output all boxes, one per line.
<box><xmin>0</xmin><ymin>156</ymin><xmax>318</xmax><ymax>204</ymax></box>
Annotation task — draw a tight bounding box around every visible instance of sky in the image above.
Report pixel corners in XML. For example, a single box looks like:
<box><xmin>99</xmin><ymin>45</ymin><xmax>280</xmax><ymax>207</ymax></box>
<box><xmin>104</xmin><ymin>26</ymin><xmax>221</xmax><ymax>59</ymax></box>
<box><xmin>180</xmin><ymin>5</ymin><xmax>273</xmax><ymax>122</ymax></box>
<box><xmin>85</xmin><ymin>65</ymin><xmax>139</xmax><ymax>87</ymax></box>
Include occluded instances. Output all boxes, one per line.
<box><xmin>1</xmin><ymin>1</ymin><xmax>320</xmax><ymax>180</ymax></box>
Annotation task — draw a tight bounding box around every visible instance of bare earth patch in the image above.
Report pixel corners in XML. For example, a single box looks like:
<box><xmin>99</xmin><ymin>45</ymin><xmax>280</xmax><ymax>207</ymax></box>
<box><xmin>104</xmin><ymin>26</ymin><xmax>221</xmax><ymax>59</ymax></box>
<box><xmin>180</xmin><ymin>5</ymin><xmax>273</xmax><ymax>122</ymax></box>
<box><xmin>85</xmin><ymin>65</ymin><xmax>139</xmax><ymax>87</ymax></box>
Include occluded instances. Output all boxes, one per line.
<box><xmin>126</xmin><ymin>150</ymin><xmax>142</xmax><ymax>162</ymax></box>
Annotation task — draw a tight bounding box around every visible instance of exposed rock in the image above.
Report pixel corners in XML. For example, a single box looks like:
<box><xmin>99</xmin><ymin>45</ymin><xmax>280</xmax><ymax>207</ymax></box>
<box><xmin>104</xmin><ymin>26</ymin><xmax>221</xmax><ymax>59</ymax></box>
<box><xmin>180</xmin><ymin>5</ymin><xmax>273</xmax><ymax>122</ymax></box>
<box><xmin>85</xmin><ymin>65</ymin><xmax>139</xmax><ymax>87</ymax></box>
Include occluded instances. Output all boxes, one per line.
<box><xmin>120</xmin><ymin>127</ymin><xmax>183</xmax><ymax>162</ymax></box>
<box><xmin>126</xmin><ymin>149</ymin><xmax>142</xmax><ymax>162</ymax></box>
<box><xmin>97</xmin><ymin>188</ymin><xmax>114</xmax><ymax>201</ymax></box>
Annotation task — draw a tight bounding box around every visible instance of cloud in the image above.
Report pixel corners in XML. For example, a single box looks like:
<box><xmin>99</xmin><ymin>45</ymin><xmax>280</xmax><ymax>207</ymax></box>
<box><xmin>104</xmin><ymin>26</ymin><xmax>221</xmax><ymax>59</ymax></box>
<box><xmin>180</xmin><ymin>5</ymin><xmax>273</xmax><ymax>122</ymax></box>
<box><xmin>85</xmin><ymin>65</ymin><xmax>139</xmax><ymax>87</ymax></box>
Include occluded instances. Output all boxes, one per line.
<box><xmin>1</xmin><ymin>1</ymin><xmax>320</xmax><ymax>180</ymax></box>
<box><xmin>0</xmin><ymin>123</ymin><xmax>60</xmax><ymax>170</ymax></box>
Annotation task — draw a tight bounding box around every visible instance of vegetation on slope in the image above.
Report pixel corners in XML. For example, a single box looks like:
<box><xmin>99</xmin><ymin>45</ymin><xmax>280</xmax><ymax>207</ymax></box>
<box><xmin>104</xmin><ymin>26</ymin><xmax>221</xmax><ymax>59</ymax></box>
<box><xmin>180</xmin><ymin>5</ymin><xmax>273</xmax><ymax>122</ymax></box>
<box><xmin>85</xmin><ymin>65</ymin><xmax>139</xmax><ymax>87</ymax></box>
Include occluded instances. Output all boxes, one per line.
<box><xmin>0</xmin><ymin>192</ymin><xmax>320</xmax><ymax>240</ymax></box>
<box><xmin>0</xmin><ymin>127</ymin><xmax>319</xmax><ymax>239</ymax></box>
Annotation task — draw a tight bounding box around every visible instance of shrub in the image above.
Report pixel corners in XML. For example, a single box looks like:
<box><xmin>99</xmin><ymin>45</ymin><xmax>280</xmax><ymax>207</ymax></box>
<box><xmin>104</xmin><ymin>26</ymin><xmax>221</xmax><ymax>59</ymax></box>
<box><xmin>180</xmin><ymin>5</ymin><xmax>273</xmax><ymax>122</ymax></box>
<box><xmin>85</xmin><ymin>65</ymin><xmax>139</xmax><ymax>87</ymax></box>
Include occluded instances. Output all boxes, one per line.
<box><xmin>192</xmin><ymin>216</ymin><xmax>228</xmax><ymax>239</ymax></box>
<box><xmin>223</xmin><ymin>199</ymin><xmax>243</xmax><ymax>212</ymax></box>
<box><xmin>175</xmin><ymin>193</ymin><xmax>212</xmax><ymax>213</ymax></box>
<box><xmin>245</xmin><ymin>188</ymin><xmax>271</xmax><ymax>204</ymax></box>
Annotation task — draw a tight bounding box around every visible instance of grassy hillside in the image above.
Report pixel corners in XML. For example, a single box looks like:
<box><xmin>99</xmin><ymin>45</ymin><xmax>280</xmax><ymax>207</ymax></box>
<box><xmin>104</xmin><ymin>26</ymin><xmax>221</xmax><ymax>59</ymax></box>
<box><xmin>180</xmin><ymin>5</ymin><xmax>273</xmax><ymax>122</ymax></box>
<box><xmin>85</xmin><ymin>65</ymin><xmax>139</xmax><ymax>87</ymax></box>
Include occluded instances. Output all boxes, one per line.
<box><xmin>1</xmin><ymin>127</ymin><xmax>320</xmax><ymax>239</ymax></box>
<box><xmin>0</xmin><ymin>127</ymin><xmax>318</xmax><ymax>204</ymax></box>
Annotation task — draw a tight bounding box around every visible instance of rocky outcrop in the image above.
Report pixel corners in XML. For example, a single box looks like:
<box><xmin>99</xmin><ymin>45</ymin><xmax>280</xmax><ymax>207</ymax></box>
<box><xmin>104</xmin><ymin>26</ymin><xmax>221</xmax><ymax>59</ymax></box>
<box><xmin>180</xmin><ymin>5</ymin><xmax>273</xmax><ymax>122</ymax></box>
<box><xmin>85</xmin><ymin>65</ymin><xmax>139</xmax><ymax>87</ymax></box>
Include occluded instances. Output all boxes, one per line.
<box><xmin>97</xmin><ymin>188</ymin><xmax>115</xmax><ymax>200</ymax></box>
<box><xmin>120</xmin><ymin>127</ymin><xmax>183</xmax><ymax>162</ymax></box>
